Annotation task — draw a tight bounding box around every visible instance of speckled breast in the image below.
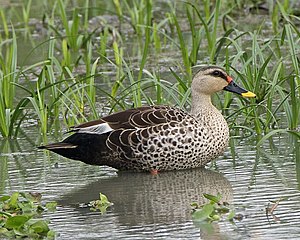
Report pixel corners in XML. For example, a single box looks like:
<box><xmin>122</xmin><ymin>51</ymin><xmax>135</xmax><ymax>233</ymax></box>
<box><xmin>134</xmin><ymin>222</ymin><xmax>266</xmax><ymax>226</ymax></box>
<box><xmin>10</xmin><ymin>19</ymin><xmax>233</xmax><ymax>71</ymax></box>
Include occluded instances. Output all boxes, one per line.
<box><xmin>129</xmin><ymin>112</ymin><xmax>229</xmax><ymax>171</ymax></box>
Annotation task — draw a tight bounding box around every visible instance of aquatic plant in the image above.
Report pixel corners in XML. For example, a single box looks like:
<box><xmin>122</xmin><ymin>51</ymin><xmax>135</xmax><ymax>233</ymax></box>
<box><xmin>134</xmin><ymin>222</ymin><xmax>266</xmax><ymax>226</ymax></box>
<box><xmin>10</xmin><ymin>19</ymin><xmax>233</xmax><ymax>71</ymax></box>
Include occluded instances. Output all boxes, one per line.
<box><xmin>0</xmin><ymin>192</ymin><xmax>56</xmax><ymax>239</ymax></box>
<box><xmin>0</xmin><ymin>29</ymin><xmax>19</xmax><ymax>137</ymax></box>
<box><xmin>88</xmin><ymin>193</ymin><xmax>113</xmax><ymax>214</ymax></box>
<box><xmin>191</xmin><ymin>193</ymin><xmax>237</xmax><ymax>224</ymax></box>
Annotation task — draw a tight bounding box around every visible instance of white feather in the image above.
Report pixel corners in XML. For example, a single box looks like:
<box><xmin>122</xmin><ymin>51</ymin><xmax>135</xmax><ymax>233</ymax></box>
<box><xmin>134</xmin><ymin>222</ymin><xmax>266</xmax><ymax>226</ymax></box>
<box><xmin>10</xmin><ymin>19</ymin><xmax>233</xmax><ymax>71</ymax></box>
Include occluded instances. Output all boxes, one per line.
<box><xmin>77</xmin><ymin>122</ymin><xmax>113</xmax><ymax>135</ymax></box>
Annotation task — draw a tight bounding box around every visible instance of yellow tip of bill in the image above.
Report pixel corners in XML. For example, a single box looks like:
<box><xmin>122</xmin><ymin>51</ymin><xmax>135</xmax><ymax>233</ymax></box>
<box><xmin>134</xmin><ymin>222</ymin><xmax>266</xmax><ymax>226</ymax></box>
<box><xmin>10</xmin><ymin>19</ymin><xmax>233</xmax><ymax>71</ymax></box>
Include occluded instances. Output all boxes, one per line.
<box><xmin>241</xmin><ymin>91</ymin><xmax>256</xmax><ymax>98</ymax></box>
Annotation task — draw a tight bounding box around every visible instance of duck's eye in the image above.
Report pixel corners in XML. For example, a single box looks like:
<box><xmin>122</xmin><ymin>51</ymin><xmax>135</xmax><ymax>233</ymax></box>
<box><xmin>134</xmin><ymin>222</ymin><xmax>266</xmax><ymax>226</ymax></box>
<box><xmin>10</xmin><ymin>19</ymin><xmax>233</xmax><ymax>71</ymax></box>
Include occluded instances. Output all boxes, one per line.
<box><xmin>212</xmin><ymin>70</ymin><xmax>221</xmax><ymax>77</ymax></box>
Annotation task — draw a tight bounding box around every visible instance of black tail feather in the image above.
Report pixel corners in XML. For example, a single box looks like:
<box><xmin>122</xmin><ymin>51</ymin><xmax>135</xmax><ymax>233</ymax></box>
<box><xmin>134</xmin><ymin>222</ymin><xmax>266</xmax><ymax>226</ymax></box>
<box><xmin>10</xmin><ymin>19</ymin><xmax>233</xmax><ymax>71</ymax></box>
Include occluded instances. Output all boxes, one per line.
<box><xmin>38</xmin><ymin>133</ymin><xmax>111</xmax><ymax>166</ymax></box>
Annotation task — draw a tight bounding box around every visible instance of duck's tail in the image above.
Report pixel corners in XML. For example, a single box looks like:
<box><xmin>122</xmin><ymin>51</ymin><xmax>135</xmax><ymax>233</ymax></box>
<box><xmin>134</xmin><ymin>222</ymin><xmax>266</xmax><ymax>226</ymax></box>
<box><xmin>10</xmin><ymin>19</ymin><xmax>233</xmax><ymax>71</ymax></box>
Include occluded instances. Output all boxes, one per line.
<box><xmin>37</xmin><ymin>132</ymin><xmax>110</xmax><ymax>165</ymax></box>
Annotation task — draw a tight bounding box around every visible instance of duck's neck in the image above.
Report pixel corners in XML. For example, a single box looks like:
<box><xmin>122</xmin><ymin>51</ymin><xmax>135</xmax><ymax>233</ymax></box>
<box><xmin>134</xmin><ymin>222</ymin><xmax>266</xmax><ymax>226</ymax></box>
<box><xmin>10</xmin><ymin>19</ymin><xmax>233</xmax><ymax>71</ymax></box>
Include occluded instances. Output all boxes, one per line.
<box><xmin>190</xmin><ymin>93</ymin><xmax>217</xmax><ymax>116</ymax></box>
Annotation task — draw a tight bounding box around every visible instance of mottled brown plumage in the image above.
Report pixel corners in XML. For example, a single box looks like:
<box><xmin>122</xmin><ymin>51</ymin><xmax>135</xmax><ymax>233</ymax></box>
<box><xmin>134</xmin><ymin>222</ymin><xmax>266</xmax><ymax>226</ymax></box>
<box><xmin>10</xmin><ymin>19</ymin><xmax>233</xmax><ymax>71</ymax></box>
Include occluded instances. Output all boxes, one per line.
<box><xmin>38</xmin><ymin>66</ymin><xmax>255</xmax><ymax>172</ymax></box>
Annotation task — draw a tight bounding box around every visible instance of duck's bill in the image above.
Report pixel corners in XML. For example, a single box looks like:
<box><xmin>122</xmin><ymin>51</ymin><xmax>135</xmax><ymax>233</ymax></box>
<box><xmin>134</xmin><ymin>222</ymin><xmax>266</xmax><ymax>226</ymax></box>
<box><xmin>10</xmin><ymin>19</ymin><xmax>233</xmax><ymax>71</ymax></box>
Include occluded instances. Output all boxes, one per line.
<box><xmin>223</xmin><ymin>81</ymin><xmax>256</xmax><ymax>98</ymax></box>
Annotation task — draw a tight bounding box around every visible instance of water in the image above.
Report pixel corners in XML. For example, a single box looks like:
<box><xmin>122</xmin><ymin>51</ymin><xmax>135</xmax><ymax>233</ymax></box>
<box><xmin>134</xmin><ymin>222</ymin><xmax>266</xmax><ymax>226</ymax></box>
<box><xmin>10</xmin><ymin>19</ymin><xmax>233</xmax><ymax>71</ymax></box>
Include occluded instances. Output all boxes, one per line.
<box><xmin>1</xmin><ymin>126</ymin><xmax>300</xmax><ymax>239</ymax></box>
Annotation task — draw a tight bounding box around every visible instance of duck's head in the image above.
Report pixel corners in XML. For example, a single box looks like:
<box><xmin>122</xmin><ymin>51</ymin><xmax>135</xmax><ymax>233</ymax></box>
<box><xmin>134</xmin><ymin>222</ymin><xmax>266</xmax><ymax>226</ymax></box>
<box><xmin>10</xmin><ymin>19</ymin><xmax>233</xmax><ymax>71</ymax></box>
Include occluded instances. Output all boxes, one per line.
<box><xmin>192</xmin><ymin>66</ymin><xmax>256</xmax><ymax>98</ymax></box>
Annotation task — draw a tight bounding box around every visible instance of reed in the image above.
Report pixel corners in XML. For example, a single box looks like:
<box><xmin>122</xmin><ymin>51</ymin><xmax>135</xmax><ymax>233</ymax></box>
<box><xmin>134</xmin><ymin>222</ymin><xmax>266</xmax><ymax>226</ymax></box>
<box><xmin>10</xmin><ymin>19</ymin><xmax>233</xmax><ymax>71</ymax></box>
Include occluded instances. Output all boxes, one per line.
<box><xmin>186</xmin><ymin>0</ymin><xmax>221</xmax><ymax>64</ymax></box>
<box><xmin>0</xmin><ymin>9</ymin><xmax>9</xmax><ymax>40</ymax></box>
<box><xmin>284</xmin><ymin>24</ymin><xmax>300</xmax><ymax>130</ymax></box>
<box><xmin>57</xmin><ymin>0</ymin><xmax>80</xmax><ymax>50</ymax></box>
<box><xmin>0</xmin><ymin>0</ymin><xmax>299</xmax><ymax>145</ymax></box>
<box><xmin>122</xmin><ymin>0</ymin><xmax>150</xmax><ymax>43</ymax></box>
<box><xmin>0</xmin><ymin>29</ymin><xmax>18</xmax><ymax>137</ymax></box>
<box><xmin>0</xmin><ymin>140</ymin><xmax>9</xmax><ymax>193</ymax></box>
<box><xmin>21</xmin><ymin>0</ymin><xmax>32</xmax><ymax>35</ymax></box>
<box><xmin>28</xmin><ymin>69</ymin><xmax>49</xmax><ymax>135</ymax></box>
<box><xmin>169</xmin><ymin>9</ymin><xmax>191</xmax><ymax>78</ymax></box>
<box><xmin>220</xmin><ymin>17</ymin><xmax>300</xmax><ymax>139</ymax></box>
<box><xmin>136</xmin><ymin>0</ymin><xmax>153</xmax><ymax>107</ymax></box>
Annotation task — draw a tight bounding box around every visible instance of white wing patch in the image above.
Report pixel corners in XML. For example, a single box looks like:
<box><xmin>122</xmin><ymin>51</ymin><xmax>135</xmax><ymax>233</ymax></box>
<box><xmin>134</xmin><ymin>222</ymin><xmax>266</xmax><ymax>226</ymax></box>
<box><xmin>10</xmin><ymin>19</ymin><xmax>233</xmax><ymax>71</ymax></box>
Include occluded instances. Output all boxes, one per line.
<box><xmin>77</xmin><ymin>122</ymin><xmax>113</xmax><ymax>135</ymax></box>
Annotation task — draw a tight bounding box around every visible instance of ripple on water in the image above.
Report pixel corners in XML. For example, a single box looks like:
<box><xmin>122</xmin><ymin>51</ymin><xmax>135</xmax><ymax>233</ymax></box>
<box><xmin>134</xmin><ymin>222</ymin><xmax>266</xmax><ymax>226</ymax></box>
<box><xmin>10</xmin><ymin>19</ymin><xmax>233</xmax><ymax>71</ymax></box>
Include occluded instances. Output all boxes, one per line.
<box><xmin>1</xmin><ymin>131</ymin><xmax>300</xmax><ymax>239</ymax></box>
<box><xmin>217</xmin><ymin>136</ymin><xmax>300</xmax><ymax>240</ymax></box>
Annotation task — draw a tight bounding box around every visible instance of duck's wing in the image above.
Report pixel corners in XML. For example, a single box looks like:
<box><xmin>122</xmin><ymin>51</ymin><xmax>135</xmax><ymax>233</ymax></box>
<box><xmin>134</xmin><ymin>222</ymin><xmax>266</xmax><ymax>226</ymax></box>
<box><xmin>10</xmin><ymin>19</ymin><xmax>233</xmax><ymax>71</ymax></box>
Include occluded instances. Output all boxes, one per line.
<box><xmin>71</xmin><ymin>105</ymin><xmax>186</xmax><ymax>135</ymax></box>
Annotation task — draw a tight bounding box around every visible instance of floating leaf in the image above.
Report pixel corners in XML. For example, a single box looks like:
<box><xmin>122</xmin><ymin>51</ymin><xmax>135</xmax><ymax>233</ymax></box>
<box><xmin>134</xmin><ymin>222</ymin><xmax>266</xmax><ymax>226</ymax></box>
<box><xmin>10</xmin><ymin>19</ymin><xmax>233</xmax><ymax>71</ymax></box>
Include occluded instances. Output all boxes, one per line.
<box><xmin>227</xmin><ymin>210</ymin><xmax>236</xmax><ymax>221</ymax></box>
<box><xmin>46</xmin><ymin>202</ymin><xmax>57</xmax><ymax>212</ymax></box>
<box><xmin>217</xmin><ymin>206</ymin><xmax>230</xmax><ymax>214</ymax></box>
<box><xmin>190</xmin><ymin>202</ymin><xmax>199</xmax><ymax>209</ymax></box>
<box><xmin>0</xmin><ymin>192</ymin><xmax>56</xmax><ymax>238</ymax></box>
<box><xmin>0</xmin><ymin>228</ymin><xmax>9</xmax><ymax>235</ymax></box>
<box><xmin>99</xmin><ymin>193</ymin><xmax>109</xmax><ymax>204</ymax></box>
<box><xmin>12</xmin><ymin>228</ymin><xmax>28</xmax><ymax>237</ymax></box>
<box><xmin>203</xmin><ymin>193</ymin><xmax>222</xmax><ymax>204</ymax></box>
<box><xmin>0</xmin><ymin>196</ymin><xmax>10</xmax><ymax>202</ymax></box>
<box><xmin>5</xmin><ymin>215</ymin><xmax>29</xmax><ymax>229</ymax></box>
<box><xmin>192</xmin><ymin>193</ymin><xmax>238</xmax><ymax>225</ymax></box>
<box><xmin>47</xmin><ymin>230</ymin><xmax>56</xmax><ymax>239</ymax></box>
<box><xmin>192</xmin><ymin>204</ymin><xmax>214</xmax><ymax>222</ymax></box>
<box><xmin>211</xmin><ymin>214</ymin><xmax>220</xmax><ymax>221</ymax></box>
<box><xmin>30</xmin><ymin>220</ymin><xmax>50</xmax><ymax>234</ymax></box>
<box><xmin>19</xmin><ymin>201</ymin><xmax>34</xmax><ymax>214</ymax></box>
<box><xmin>88</xmin><ymin>193</ymin><xmax>112</xmax><ymax>214</ymax></box>
<box><xmin>8</xmin><ymin>192</ymin><xmax>19</xmax><ymax>209</ymax></box>
<box><xmin>37</xmin><ymin>205</ymin><xmax>45</xmax><ymax>213</ymax></box>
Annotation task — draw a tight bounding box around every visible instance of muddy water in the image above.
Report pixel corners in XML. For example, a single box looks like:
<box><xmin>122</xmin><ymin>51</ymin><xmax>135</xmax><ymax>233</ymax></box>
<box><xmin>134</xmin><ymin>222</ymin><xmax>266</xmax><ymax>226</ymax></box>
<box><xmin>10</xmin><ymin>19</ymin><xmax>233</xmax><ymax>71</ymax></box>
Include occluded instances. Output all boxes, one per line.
<box><xmin>1</xmin><ymin>127</ymin><xmax>300</xmax><ymax>239</ymax></box>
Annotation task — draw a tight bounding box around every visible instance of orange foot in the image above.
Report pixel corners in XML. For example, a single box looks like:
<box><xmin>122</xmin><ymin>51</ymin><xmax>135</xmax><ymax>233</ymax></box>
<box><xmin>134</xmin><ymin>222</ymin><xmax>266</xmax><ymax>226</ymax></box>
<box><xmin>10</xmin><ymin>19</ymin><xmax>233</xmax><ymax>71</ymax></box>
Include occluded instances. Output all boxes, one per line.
<box><xmin>150</xmin><ymin>169</ymin><xmax>159</xmax><ymax>175</ymax></box>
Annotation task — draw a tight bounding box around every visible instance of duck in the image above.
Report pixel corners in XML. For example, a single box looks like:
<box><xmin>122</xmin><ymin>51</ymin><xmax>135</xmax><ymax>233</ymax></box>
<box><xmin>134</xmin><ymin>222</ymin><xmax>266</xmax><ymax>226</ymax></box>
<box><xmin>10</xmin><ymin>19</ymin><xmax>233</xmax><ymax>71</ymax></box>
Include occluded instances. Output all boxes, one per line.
<box><xmin>38</xmin><ymin>66</ymin><xmax>255</xmax><ymax>172</ymax></box>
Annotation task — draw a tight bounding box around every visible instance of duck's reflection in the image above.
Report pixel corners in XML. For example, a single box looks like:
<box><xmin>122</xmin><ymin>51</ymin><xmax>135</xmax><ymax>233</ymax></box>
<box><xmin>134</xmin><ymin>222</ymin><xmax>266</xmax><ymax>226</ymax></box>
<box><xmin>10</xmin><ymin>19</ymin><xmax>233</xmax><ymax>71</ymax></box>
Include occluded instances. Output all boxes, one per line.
<box><xmin>59</xmin><ymin>168</ymin><xmax>232</xmax><ymax>227</ymax></box>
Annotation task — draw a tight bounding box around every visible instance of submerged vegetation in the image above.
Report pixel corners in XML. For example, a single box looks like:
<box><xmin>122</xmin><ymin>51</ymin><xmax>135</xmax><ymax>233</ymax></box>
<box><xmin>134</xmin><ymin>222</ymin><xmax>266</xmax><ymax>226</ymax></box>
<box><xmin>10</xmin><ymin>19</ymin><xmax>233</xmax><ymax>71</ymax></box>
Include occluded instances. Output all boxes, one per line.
<box><xmin>0</xmin><ymin>0</ymin><xmax>299</xmax><ymax>142</ymax></box>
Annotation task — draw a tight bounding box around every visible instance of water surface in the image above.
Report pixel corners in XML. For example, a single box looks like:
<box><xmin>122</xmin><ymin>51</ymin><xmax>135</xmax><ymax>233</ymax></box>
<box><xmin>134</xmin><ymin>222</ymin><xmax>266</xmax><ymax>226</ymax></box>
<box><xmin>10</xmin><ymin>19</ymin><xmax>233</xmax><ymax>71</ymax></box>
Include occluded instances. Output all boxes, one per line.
<box><xmin>1</xmin><ymin>127</ymin><xmax>300</xmax><ymax>239</ymax></box>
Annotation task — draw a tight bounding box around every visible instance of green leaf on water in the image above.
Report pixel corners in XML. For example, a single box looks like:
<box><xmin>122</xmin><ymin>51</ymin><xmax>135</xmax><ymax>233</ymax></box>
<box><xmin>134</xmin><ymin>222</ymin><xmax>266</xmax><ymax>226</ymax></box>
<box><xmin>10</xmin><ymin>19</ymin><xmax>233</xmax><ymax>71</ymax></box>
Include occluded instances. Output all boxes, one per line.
<box><xmin>227</xmin><ymin>210</ymin><xmax>236</xmax><ymax>221</ymax></box>
<box><xmin>46</xmin><ymin>202</ymin><xmax>57</xmax><ymax>212</ymax></box>
<box><xmin>0</xmin><ymin>192</ymin><xmax>57</xmax><ymax>238</ymax></box>
<box><xmin>190</xmin><ymin>202</ymin><xmax>199</xmax><ymax>209</ymax></box>
<box><xmin>88</xmin><ymin>193</ymin><xmax>113</xmax><ymax>214</ymax></box>
<box><xmin>19</xmin><ymin>201</ymin><xmax>34</xmax><ymax>214</ymax></box>
<box><xmin>12</xmin><ymin>228</ymin><xmax>28</xmax><ymax>237</ymax></box>
<box><xmin>217</xmin><ymin>206</ymin><xmax>230</xmax><ymax>214</ymax></box>
<box><xmin>47</xmin><ymin>230</ymin><xmax>56</xmax><ymax>239</ymax></box>
<box><xmin>30</xmin><ymin>220</ymin><xmax>50</xmax><ymax>234</ymax></box>
<box><xmin>192</xmin><ymin>204</ymin><xmax>214</xmax><ymax>222</ymax></box>
<box><xmin>0</xmin><ymin>228</ymin><xmax>9</xmax><ymax>235</ymax></box>
<box><xmin>211</xmin><ymin>214</ymin><xmax>220</xmax><ymax>221</ymax></box>
<box><xmin>100</xmin><ymin>193</ymin><xmax>109</xmax><ymax>204</ymax></box>
<box><xmin>36</xmin><ymin>204</ymin><xmax>45</xmax><ymax>213</ymax></box>
<box><xmin>8</xmin><ymin>192</ymin><xmax>19</xmax><ymax>209</ymax></box>
<box><xmin>0</xmin><ymin>196</ymin><xmax>10</xmax><ymax>202</ymax></box>
<box><xmin>0</xmin><ymin>210</ymin><xmax>12</xmax><ymax>218</ymax></box>
<box><xmin>203</xmin><ymin>193</ymin><xmax>222</xmax><ymax>204</ymax></box>
<box><xmin>5</xmin><ymin>215</ymin><xmax>29</xmax><ymax>229</ymax></box>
